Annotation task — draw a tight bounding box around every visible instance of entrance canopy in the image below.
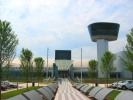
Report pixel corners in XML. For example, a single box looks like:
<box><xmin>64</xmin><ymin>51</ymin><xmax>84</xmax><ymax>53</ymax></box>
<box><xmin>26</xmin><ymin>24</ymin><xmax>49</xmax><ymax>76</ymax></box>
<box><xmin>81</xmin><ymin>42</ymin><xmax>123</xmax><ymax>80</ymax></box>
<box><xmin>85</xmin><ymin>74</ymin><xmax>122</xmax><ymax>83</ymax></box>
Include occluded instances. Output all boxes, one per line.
<box><xmin>55</xmin><ymin>60</ymin><xmax>74</xmax><ymax>70</ymax></box>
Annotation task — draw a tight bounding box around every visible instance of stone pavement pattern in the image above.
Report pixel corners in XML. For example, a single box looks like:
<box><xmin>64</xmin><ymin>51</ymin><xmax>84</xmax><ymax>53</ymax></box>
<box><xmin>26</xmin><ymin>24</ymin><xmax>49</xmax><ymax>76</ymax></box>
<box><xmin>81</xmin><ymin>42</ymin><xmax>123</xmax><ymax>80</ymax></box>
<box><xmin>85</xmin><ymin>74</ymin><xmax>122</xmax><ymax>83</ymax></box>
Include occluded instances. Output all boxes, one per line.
<box><xmin>54</xmin><ymin>78</ymin><xmax>90</xmax><ymax>100</ymax></box>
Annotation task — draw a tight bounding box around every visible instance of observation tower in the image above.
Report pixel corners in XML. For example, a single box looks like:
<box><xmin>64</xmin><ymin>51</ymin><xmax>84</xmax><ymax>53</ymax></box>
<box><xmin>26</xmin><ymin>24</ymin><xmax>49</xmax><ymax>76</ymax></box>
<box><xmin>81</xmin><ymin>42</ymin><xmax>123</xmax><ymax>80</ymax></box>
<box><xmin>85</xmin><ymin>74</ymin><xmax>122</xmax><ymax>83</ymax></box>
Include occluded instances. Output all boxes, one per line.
<box><xmin>88</xmin><ymin>22</ymin><xmax>120</xmax><ymax>78</ymax></box>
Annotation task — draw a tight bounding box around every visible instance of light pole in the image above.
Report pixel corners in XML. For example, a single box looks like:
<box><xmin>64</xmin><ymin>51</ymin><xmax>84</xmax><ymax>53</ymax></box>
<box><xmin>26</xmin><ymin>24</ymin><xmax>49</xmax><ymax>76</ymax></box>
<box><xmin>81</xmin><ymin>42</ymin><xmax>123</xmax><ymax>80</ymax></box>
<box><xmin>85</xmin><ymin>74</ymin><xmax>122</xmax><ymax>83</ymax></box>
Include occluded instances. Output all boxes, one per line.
<box><xmin>32</xmin><ymin>65</ymin><xmax>34</xmax><ymax>86</ymax></box>
<box><xmin>46</xmin><ymin>47</ymin><xmax>49</xmax><ymax>83</ymax></box>
<box><xmin>17</xmin><ymin>73</ymin><xmax>18</xmax><ymax>90</ymax></box>
<box><xmin>81</xmin><ymin>48</ymin><xmax>82</xmax><ymax>83</ymax></box>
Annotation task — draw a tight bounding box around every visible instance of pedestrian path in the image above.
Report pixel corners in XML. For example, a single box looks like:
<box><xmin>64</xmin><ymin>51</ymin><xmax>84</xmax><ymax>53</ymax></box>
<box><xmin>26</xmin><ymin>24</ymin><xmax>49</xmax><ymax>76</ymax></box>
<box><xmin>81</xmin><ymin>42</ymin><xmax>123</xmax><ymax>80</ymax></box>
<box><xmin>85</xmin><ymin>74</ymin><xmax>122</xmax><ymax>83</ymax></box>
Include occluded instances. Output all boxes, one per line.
<box><xmin>54</xmin><ymin>78</ymin><xmax>90</xmax><ymax>100</ymax></box>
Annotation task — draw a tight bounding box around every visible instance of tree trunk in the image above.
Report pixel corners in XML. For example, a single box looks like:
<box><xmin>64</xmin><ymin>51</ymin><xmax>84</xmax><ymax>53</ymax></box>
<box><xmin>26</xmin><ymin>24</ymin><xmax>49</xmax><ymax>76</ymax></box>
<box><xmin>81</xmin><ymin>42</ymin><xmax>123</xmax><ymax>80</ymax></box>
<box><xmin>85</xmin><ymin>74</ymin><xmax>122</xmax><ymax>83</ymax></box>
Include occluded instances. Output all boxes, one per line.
<box><xmin>92</xmin><ymin>78</ymin><xmax>94</xmax><ymax>86</ymax></box>
<box><xmin>0</xmin><ymin>75</ymin><xmax>1</xmax><ymax>100</ymax></box>
<box><xmin>27</xmin><ymin>77</ymin><xmax>28</xmax><ymax>91</ymax></box>
<box><xmin>107</xmin><ymin>77</ymin><xmax>108</xmax><ymax>88</ymax></box>
<box><xmin>0</xmin><ymin>63</ymin><xmax>2</xmax><ymax>100</ymax></box>
<box><xmin>38</xmin><ymin>77</ymin><xmax>39</xmax><ymax>87</ymax></box>
<box><xmin>6</xmin><ymin>74</ymin><xmax>9</xmax><ymax>80</ymax></box>
<box><xmin>132</xmin><ymin>72</ymin><xmax>133</xmax><ymax>80</ymax></box>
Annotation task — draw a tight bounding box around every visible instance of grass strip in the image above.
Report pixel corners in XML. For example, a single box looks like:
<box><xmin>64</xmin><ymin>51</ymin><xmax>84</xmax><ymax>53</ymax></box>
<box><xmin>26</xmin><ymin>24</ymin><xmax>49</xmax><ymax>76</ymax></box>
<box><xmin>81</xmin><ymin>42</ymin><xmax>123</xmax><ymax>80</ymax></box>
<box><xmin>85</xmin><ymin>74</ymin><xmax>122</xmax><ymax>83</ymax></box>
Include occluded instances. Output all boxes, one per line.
<box><xmin>107</xmin><ymin>90</ymin><xmax>121</xmax><ymax>100</ymax></box>
<box><xmin>2</xmin><ymin>86</ymin><xmax>43</xmax><ymax>99</ymax></box>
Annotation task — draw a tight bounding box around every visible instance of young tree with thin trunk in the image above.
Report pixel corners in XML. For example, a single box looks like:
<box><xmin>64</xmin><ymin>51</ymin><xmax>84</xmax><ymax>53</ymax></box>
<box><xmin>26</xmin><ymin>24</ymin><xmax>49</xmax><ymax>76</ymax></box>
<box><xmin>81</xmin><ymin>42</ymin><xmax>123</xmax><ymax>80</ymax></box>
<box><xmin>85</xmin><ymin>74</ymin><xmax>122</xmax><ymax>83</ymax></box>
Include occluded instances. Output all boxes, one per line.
<box><xmin>2</xmin><ymin>54</ymin><xmax>15</xmax><ymax>80</ymax></box>
<box><xmin>100</xmin><ymin>51</ymin><xmax>116</xmax><ymax>87</ymax></box>
<box><xmin>120</xmin><ymin>28</ymin><xmax>133</xmax><ymax>79</ymax></box>
<box><xmin>88</xmin><ymin>59</ymin><xmax>98</xmax><ymax>82</ymax></box>
<box><xmin>3</xmin><ymin>60</ymin><xmax>13</xmax><ymax>80</ymax></box>
<box><xmin>34</xmin><ymin>57</ymin><xmax>45</xmax><ymax>87</ymax></box>
<box><xmin>0</xmin><ymin>20</ymin><xmax>18</xmax><ymax>100</ymax></box>
<box><xmin>19</xmin><ymin>48</ymin><xmax>33</xmax><ymax>91</ymax></box>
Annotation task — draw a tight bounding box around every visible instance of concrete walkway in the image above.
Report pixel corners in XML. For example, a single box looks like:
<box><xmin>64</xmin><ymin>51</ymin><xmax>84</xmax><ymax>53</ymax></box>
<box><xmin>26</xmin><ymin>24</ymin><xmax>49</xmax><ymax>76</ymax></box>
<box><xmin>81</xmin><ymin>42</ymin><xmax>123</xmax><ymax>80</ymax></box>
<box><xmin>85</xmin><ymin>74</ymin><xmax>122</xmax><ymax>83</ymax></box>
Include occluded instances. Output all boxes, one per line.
<box><xmin>54</xmin><ymin>78</ymin><xmax>90</xmax><ymax>100</ymax></box>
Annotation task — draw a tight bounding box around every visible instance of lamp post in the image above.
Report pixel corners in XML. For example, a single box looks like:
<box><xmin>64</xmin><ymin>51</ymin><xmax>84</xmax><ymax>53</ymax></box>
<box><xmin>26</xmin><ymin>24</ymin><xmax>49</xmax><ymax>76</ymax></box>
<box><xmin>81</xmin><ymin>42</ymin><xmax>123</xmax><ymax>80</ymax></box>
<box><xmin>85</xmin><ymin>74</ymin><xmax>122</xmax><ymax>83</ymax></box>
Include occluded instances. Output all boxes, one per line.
<box><xmin>81</xmin><ymin>48</ymin><xmax>82</xmax><ymax>83</ymax></box>
<box><xmin>32</xmin><ymin>65</ymin><xmax>34</xmax><ymax>86</ymax></box>
<box><xmin>17</xmin><ymin>73</ymin><xmax>18</xmax><ymax>90</ymax></box>
<box><xmin>46</xmin><ymin>47</ymin><xmax>49</xmax><ymax>83</ymax></box>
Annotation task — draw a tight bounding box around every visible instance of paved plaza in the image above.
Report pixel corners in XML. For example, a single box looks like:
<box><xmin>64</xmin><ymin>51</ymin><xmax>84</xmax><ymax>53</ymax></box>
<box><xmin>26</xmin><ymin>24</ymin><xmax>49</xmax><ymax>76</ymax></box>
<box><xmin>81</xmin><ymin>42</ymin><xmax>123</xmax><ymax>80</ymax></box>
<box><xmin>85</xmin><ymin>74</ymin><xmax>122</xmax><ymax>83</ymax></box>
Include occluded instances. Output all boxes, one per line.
<box><xmin>55</xmin><ymin>78</ymin><xmax>90</xmax><ymax>100</ymax></box>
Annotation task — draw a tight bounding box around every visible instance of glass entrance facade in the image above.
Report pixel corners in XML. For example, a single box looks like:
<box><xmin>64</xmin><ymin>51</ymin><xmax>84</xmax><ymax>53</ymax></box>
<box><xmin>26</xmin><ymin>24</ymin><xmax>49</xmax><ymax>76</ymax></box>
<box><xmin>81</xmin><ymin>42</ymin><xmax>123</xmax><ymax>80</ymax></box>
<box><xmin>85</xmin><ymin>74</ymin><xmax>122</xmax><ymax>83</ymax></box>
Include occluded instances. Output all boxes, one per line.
<box><xmin>53</xmin><ymin>50</ymin><xmax>72</xmax><ymax>79</ymax></box>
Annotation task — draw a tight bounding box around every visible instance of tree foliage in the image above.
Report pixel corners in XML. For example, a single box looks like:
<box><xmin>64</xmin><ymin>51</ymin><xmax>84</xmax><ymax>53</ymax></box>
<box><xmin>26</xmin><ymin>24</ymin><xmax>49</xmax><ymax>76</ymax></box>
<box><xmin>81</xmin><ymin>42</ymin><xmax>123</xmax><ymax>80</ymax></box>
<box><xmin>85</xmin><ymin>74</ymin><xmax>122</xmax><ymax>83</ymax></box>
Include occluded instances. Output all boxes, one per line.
<box><xmin>19</xmin><ymin>48</ymin><xmax>33</xmax><ymax>90</ymax></box>
<box><xmin>34</xmin><ymin>57</ymin><xmax>45</xmax><ymax>87</ymax></box>
<box><xmin>88</xmin><ymin>59</ymin><xmax>98</xmax><ymax>80</ymax></box>
<box><xmin>100</xmin><ymin>51</ymin><xmax>116</xmax><ymax>87</ymax></box>
<box><xmin>0</xmin><ymin>20</ymin><xmax>18</xmax><ymax>100</ymax></box>
<box><xmin>120</xmin><ymin>28</ymin><xmax>133</xmax><ymax>75</ymax></box>
<box><xmin>2</xmin><ymin>60</ymin><xmax>13</xmax><ymax>80</ymax></box>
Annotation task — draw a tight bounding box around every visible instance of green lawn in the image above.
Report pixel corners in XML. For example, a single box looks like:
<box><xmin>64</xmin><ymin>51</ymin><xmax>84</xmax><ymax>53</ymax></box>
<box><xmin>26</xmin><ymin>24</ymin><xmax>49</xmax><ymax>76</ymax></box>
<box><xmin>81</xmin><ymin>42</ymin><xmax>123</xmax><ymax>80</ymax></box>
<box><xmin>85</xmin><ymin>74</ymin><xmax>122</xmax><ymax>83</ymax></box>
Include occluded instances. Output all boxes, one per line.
<box><xmin>107</xmin><ymin>90</ymin><xmax>121</xmax><ymax>100</ymax></box>
<box><xmin>2</xmin><ymin>86</ymin><xmax>43</xmax><ymax>99</ymax></box>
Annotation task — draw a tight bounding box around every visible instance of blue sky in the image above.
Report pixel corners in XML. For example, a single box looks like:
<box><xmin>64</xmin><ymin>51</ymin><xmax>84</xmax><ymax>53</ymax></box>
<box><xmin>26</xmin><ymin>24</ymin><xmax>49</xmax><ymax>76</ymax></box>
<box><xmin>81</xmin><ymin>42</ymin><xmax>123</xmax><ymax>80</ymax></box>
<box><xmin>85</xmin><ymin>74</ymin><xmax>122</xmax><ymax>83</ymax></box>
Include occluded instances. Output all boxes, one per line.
<box><xmin>0</xmin><ymin>0</ymin><xmax>133</xmax><ymax>67</ymax></box>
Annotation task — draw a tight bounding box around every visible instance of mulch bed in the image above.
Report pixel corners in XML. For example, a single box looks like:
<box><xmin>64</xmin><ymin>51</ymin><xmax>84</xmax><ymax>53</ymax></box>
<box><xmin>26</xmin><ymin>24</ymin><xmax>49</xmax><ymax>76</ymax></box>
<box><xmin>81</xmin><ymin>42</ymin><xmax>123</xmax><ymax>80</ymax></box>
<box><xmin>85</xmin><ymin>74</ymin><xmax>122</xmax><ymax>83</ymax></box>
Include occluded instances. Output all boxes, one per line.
<box><xmin>87</xmin><ymin>96</ymin><xmax>96</xmax><ymax>100</ymax></box>
<box><xmin>105</xmin><ymin>98</ymin><xmax>112</xmax><ymax>100</ymax></box>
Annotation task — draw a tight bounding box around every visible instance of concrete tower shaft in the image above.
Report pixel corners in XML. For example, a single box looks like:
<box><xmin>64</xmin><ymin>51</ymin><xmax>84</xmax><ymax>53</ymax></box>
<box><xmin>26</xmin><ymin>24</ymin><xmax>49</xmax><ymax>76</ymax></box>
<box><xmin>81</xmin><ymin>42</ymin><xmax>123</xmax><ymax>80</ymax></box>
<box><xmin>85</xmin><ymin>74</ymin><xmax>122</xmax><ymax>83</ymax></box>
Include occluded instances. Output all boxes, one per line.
<box><xmin>88</xmin><ymin>22</ymin><xmax>120</xmax><ymax>78</ymax></box>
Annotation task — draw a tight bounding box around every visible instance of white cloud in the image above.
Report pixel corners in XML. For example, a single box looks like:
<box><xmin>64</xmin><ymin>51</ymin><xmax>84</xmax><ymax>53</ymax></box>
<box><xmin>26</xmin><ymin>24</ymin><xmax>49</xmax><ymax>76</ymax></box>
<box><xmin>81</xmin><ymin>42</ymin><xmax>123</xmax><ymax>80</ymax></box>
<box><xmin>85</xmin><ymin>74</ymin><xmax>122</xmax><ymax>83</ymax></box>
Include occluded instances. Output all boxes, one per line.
<box><xmin>72</xmin><ymin>46</ymin><xmax>97</xmax><ymax>59</ymax></box>
<box><xmin>0</xmin><ymin>0</ymin><xmax>133</xmax><ymax>66</ymax></box>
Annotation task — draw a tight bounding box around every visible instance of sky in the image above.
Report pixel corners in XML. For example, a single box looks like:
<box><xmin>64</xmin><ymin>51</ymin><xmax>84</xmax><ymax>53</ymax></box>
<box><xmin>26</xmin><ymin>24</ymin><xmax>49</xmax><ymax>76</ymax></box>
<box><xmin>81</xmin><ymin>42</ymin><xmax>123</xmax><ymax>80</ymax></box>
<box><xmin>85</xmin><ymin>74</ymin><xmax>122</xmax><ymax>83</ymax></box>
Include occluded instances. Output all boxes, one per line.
<box><xmin>0</xmin><ymin>0</ymin><xmax>133</xmax><ymax>67</ymax></box>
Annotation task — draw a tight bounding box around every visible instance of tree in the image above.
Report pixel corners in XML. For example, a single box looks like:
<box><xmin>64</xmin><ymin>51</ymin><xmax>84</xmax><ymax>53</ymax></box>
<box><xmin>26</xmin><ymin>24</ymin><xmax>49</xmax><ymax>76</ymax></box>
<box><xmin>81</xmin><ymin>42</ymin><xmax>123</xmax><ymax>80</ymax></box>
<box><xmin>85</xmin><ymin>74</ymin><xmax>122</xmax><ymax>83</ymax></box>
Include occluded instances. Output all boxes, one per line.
<box><xmin>2</xmin><ymin>60</ymin><xmax>13</xmax><ymax>80</ymax></box>
<box><xmin>120</xmin><ymin>28</ymin><xmax>133</xmax><ymax>79</ymax></box>
<box><xmin>19</xmin><ymin>48</ymin><xmax>33</xmax><ymax>91</ymax></box>
<box><xmin>2</xmin><ymin>54</ymin><xmax>15</xmax><ymax>80</ymax></box>
<box><xmin>34</xmin><ymin>57</ymin><xmax>45</xmax><ymax>87</ymax></box>
<box><xmin>88</xmin><ymin>59</ymin><xmax>98</xmax><ymax>81</ymax></box>
<box><xmin>0</xmin><ymin>20</ymin><xmax>18</xmax><ymax>100</ymax></box>
<box><xmin>100</xmin><ymin>51</ymin><xmax>116</xmax><ymax>87</ymax></box>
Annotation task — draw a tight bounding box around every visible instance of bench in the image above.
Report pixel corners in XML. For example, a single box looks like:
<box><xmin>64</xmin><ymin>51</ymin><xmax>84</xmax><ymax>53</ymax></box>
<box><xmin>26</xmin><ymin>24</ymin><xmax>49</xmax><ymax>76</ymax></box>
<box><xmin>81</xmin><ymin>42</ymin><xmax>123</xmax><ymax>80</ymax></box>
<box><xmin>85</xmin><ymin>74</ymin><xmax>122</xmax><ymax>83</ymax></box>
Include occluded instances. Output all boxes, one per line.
<box><xmin>47</xmin><ymin>85</ymin><xmax>57</xmax><ymax>93</ymax></box>
<box><xmin>76</xmin><ymin>84</ymin><xmax>84</xmax><ymax>90</ymax></box>
<box><xmin>52</xmin><ymin>83</ymin><xmax>59</xmax><ymax>88</ymax></box>
<box><xmin>114</xmin><ymin>91</ymin><xmax>133</xmax><ymax>100</ymax></box>
<box><xmin>73</xmin><ymin>83</ymin><xmax>79</xmax><ymax>88</ymax></box>
<box><xmin>23</xmin><ymin>90</ymin><xmax>43</xmax><ymax>100</ymax></box>
<box><xmin>80</xmin><ymin>85</ymin><xmax>88</xmax><ymax>91</ymax></box>
<box><xmin>6</xmin><ymin>94</ymin><xmax>27</xmax><ymax>100</ymax></box>
<box><xmin>37</xmin><ymin>88</ymin><xmax>53</xmax><ymax>100</ymax></box>
<box><xmin>94</xmin><ymin>88</ymin><xmax>114</xmax><ymax>100</ymax></box>
<box><xmin>89</xmin><ymin>87</ymin><xmax>103</xmax><ymax>98</ymax></box>
<box><xmin>82</xmin><ymin>85</ymin><xmax>93</xmax><ymax>94</ymax></box>
<box><xmin>43</xmin><ymin>86</ymin><xmax>55</xmax><ymax>98</ymax></box>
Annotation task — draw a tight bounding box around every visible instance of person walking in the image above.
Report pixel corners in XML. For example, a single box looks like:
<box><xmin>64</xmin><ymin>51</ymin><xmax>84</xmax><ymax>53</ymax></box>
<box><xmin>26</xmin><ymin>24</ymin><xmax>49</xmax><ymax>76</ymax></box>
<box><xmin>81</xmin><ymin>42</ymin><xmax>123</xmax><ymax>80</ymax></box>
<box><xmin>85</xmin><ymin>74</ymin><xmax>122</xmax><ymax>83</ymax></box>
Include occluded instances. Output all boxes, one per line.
<box><xmin>60</xmin><ymin>78</ymin><xmax>62</xmax><ymax>84</ymax></box>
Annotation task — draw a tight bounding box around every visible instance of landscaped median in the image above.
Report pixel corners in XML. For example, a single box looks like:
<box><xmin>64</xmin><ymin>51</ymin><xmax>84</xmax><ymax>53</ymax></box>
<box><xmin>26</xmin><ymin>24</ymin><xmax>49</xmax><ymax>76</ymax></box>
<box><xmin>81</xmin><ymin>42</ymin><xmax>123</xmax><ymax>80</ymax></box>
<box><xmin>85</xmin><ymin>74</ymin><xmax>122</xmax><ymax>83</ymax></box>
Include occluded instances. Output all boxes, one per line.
<box><xmin>107</xmin><ymin>90</ymin><xmax>121</xmax><ymax>100</ymax></box>
<box><xmin>1</xmin><ymin>86</ymin><xmax>43</xmax><ymax>99</ymax></box>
